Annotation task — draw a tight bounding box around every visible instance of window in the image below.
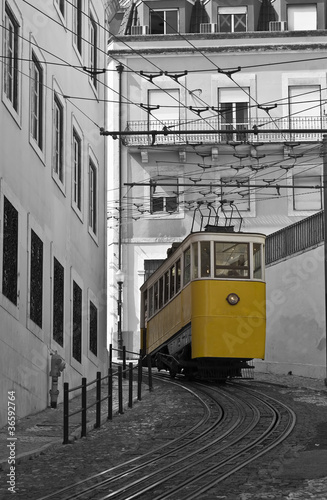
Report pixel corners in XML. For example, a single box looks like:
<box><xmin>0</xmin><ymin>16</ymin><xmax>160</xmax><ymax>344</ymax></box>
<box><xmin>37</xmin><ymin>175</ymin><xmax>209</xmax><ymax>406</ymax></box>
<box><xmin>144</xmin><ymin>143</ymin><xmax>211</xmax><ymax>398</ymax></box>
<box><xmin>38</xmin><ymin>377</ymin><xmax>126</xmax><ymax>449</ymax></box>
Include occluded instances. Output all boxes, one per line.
<box><xmin>150</xmin><ymin>179</ymin><xmax>178</xmax><ymax>214</ymax></box>
<box><xmin>220</xmin><ymin>176</ymin><xmax>250</xmax><ymax>212</ymax></box>
<box><xmin>154</xmin><ymin>281</ymin><xmax>159</xmax><ymax>312</ymax></box>
<box><xmin>214</xmin><ymin>242</ymin><xmax>249</xmax><ymax>279</ymax></box>
<box><xmin>73</xmin><ymin>0</ymin><xmax>82</xmax><ymax>55</ymax></box>
<box><xmin>176</xmin><ymin>259</ymin><xmax>181</xmax><ymax>292</ymax></box>
<box><xmin>288</xmin><ymin>85</ymin><xmax>321</xmax><ymax>130</ymax></box>
<box><xmin>53</xmin><ymin>94</ymin><xmax>64</xmax><ymax>183</ymax></box>
<box><xmin>287</xmin><ymin>5</ymin><xmax>317</xmax><ymax>31</ymax></box>
<box><xmin>183</xmin><ymin>247</ymin><xmax>191</xmax><ymax>285</ymax></box>
<box><xmin>89</xmin><ymin>14</ymin><xmax>98</xmax><ymax>89</ymax></box>
<box><xmin>293</xmin><ymin>174</ymin><xmax>322</xmax><ymax>211</ymax></box>
<box><xmin>30</xmin><ymin>230</ymin><xmax>43</xmax><ymax>328</ymax></box>
<box><xmin>144</xmin><ymin>259</ymin><xmax>164</xmax><ymax>281</ymax></box>
<box><xmin>218</xmin><ymin>7</ymin><xmax>247</xmax><ymax>33</ymax></box>
<box><xmin>150</xmin><ymin>9</ymin><xmax>178</xmax><ymax>34</ymax></box>
<box><xmin>72</xmin><ymin>129</ymin><xmax>82</xmax><ymax>210</ymax></box>
<box><xmin>89</xmin><ymin>300</ymin><xmax>98</xmax><ymax>356</ymax></box>
<box><xmin>2</xmin><ymin>197</ymin><xmax>18</xmax><ymax>305</ymax></box>
<box><xmin>3</xmin><ymin>4</ymin><xmax>19</xmax><ymax>111</ymax></box>
<box><xmin>192</xmin><ymin>242</ymin><xmax>198</xmax><ymax>279</ymax></box>
<box><xmin>201</xmin><ymin>241</ymin><xmax>211</xmax><ymax>277</ymax></box>
<box><xmin>164</xmin><ymin>270</ymin><xmax>169</xmax><ymax>303</ymax></box>
<box><xmin>53</xmin><ymin>257</ymin><xmax>64</xmax><ymax>346</ymax></box>
<box><xmin>169</xmin><ymin>265</ymin><xmax>175</xmax><ymax>297</ymax></box>
<box><xmin>219</xmin><ymin>88</ymin><xmax>249</xmax><ymax>141</ymax></box>
<box><xmin>89</xmin><ymin>159</ymin><xmax>97</xmax><ymax>234</ymax></box>
<box><xmin>73</xmin><ymin>281</ymin><xmax>82</xmax><ymax>362</ymax></box>
<box><xmin>158</xmin><ymin>276</ymin><xmax>164</xmax><ymax>309</ymax></box>
<box><xmin>253</xmin><ymin>243</ymin><xmax>262</xmax><ymax>280</ymax></box>
<box><xmin>31</xmin><ymin>52</ymin><xmax>43</xmax><ymax>150</ymax></box>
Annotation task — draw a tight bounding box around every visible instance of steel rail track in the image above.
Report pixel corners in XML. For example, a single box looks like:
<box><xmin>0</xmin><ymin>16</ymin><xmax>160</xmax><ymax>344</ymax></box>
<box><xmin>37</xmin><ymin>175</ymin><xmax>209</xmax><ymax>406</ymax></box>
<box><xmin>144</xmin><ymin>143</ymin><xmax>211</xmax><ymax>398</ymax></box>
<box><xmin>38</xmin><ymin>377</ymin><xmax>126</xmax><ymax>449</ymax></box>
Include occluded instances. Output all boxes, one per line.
<box><xmin>36</xmin><ymin>378</ymin><xmax>223</xmax><ymax>500</ymax></box>
<box><xmin>38</xmin><ymin>375</ymin><xmax>296</xmax><ymax>500</ymax></box>
<box><xmin>154</xmin><ymin>382</ymin><xmax>297</xmax><ymax>500</ymax></box>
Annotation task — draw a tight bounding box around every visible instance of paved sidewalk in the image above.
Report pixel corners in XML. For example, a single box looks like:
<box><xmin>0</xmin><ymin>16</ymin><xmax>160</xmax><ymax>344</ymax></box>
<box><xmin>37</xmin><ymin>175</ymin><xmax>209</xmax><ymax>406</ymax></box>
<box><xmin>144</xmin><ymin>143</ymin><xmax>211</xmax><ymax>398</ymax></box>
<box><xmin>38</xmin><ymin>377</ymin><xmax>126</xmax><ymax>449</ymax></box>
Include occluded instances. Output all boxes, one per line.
<box><xmin>0</xmin><ymin>367</ymin><xmax>147</xmax><ymax>471</ymax></box>
<box><xmin>0</xmin><ymin>368</ymin><xmax>325</xmax><ymax>472</ymax></box>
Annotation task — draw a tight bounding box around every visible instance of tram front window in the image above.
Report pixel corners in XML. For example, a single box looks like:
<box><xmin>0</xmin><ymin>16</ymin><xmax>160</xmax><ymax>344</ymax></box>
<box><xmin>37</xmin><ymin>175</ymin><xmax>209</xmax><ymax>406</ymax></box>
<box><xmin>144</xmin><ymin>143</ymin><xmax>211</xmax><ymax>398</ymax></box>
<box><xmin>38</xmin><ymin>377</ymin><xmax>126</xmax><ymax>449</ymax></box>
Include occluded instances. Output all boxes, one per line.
<box><xmin>215</xmin><ymin>242</ymin><xmax>249</xmax><ymax>278</ymax></box>
<box><xmin>253</xmin><ymin>243</ymin><xmax>262</xmax><ymax>279</ymax></box>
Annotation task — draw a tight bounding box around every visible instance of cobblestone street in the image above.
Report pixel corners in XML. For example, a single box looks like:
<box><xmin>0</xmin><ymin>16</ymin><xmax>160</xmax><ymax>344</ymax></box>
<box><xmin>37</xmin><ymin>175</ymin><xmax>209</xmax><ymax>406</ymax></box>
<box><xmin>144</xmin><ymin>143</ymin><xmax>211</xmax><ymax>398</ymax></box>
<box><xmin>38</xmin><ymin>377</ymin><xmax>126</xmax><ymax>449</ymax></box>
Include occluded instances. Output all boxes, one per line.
<box><xmin>0</xmin><ymin>372</ymin><xmax>326</xmax><ymax>499</ymax></box>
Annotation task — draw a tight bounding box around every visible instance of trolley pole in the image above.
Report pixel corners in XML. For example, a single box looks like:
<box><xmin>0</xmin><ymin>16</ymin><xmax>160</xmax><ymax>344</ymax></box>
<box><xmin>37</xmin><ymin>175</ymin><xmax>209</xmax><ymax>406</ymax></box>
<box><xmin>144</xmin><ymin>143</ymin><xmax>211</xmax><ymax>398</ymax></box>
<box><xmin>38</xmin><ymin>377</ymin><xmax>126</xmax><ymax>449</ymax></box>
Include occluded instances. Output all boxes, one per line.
<box><xmin>323</xmin><ymin>135</ymin><xmax>327</xmax><ymax>386</ymax></box>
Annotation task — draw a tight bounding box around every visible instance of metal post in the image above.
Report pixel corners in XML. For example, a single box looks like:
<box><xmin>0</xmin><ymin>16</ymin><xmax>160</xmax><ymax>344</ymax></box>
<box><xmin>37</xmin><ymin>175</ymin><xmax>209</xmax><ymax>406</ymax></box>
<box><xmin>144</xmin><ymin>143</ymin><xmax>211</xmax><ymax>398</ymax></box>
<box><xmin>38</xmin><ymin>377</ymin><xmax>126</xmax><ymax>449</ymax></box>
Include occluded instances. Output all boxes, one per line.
<box><xmin>108</xmin><ymin>367</ymin><xmax>113</xmax><ymax>420</ymax></box>
<box><xmin>123</xmin><ymin>346</ymin><xmax>126</xmax><ymax>379</ymax></box>
<box><xmin>128</xmin><ymin>362</ymin><xmax>133</xmax><ymax>408</ymax></box>
<box><xmin>147</xmin><ymin>355</ymin><xmax>153</xmax><ymax>391</ymax></box>
<box><xmin>137</xmin><ymin>356</ymin><xmax>142</xmax><ymax>401</ymax></box>
<box><xmin>81</xmin><ymin>377</ymin><xmax>87</xmax><ymax>437</ymax></box>
<box><xmin>95</xmin><ymin>371</ymin><xmax>101</xmax><ymax>428</ymax></box>
<box><xmin>323</xmin><ymin>134</ymin><xmax>327</xmax><ymax>386</ymax></box>
<box><xmin>109</xmin><ymin>344</ymin><xmax>112</xmax><ymax>368</ymax></box>
<box><xmin>63</xmin><ymin>382</ymin><xmax>69</xmax><ymax>444</ymax></box>
<box><xmin>117</xmin><ymin>281</ymin><xmax>123</xmax><ymax>359</ymax></box>
<box><xmin>118</xmin><ymin>365</ymin><xmax>124</xmax><ymax>414</ymax></box>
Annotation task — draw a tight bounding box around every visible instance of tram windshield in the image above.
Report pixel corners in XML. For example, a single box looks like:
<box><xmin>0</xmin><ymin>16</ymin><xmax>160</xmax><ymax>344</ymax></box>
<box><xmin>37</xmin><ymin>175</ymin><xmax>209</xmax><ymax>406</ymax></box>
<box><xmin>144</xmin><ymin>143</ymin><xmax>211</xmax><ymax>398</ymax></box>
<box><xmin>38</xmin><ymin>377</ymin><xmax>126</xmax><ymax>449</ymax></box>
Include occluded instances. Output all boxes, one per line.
<box><xmin>214</xmin><ymin>242</ymin><xmax>249</xmax><ymax>278</ymax></box>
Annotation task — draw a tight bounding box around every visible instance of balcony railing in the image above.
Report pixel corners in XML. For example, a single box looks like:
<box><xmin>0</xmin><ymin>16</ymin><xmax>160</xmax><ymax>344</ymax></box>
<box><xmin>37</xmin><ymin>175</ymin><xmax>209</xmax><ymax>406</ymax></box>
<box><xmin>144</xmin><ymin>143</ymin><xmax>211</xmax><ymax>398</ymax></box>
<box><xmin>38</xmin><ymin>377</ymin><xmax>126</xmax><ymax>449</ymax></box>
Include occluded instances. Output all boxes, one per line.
<box><xmin>123</xmin><ymin>116</ymin><xmax>327</xmax><ymax>146</ymax></box>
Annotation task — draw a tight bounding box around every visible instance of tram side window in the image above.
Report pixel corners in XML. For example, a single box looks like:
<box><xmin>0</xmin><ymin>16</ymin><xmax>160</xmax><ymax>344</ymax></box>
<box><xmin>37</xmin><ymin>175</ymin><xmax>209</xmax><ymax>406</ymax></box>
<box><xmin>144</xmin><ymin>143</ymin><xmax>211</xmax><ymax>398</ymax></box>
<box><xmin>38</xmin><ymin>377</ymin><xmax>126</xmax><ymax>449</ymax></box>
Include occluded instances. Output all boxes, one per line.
<box><xmin>159</xmin><ymin>276</ymin><xmax>164</xmax><ymax>308</ymax></box>
<box><xmin>201</xmin><ymin>241</ymin><xmax>211</xmax><ymax>277</ymax></box>
<box><xmin>149</xmin><ymin>286</ymin><xmax>154</xmax><ymax>316</ymax></box>
<box><xmin>183</xmin><ymin>247</ymin><xmax>191</xmax><ymax>285</ymax></box>
<box><xmin>154</xmin><ymin>281</ymin><xmax>159</xmax><ymax>312</ymax></box>
<box><xmin>253</xmin><ymin>243</ymin><xmax>262</xmax><ymax>279</ymax></box>
<box><xmin>170</xmin><ymin>265</ymin><xmax>175</xmax><ymax>298</ymax></box>
<box><xmin>176</xmin><ymin>259</ymin><xmax>181</xmax><ymax>292</ymax></box>
<box><xmin>164</xmin><ymin>270</ymin><xmax>169</xmax><ymax>303</ymax></box>
<box><xmin>215</xmin><ymin>242</ymin><xmax>249</xmax><ymax>278</ymax></box>
<box><xmin>192</xmin><ymin>242</ymin><xmax>198</xmax><ymax>279</ymax></box>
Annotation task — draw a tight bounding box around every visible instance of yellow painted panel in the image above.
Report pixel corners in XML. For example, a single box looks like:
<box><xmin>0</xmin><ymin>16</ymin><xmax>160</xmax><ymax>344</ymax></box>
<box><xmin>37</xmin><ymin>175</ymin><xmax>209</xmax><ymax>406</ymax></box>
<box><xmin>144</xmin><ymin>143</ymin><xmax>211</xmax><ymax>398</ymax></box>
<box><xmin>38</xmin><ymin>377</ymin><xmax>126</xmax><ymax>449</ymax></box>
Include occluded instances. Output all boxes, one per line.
<box><xmin>191</xmin><ymin>280</ymin><xmax>266</xmax><ymax>359</ymax></box>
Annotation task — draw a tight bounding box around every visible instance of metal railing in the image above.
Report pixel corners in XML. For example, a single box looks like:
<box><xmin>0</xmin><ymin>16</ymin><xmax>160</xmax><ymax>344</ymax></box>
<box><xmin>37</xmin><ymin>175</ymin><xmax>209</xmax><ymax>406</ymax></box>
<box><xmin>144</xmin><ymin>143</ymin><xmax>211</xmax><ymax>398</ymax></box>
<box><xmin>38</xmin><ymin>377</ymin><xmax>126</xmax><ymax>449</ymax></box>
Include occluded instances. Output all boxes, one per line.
<box><xmin>63</xmin><ymin>345</ymin><xmax>152</xmax><ymax>444</ymax></box>
<box><xmin>265</xmin><ymin>210</ymin><xmax>324</xmax><ymax>265</ymax></box>
<box><xmin>123</xmin><ymin>116</ymin><xmax>327</xmax><ymax>146</ymax></box>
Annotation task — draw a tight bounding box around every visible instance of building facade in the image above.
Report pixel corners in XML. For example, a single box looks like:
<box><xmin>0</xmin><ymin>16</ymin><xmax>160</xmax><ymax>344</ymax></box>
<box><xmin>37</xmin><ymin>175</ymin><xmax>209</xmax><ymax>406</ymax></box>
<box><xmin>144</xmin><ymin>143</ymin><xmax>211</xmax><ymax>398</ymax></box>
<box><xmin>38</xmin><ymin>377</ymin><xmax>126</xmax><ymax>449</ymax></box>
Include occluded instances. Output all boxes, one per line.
<box><xmin>107</xmin><ymin>0</ymin><xmax>327</xmax><ymax>359</ymax></box>
<box><xmin>0</xmin><ymin>0</ymin><xmax>109</xmax><ymax>427</ymax></box>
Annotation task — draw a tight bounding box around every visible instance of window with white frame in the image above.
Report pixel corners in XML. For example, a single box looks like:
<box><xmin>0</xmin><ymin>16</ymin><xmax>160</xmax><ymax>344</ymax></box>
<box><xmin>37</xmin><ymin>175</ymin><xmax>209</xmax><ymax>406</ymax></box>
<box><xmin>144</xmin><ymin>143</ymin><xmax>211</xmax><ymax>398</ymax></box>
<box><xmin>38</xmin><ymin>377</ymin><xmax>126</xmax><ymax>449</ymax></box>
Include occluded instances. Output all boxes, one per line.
<box><xmin>220</xmin><ymin>176</ymin><xmax>250</xmax><ymax>212</ymax></box>
<box><xmin>288</xmin><ymin>85</ymin><xmax>321</xmax><ymax>129</ymax></box>
<box><xmin>89</xmin><ymin>300</ymin><xmax>98</xmax><ymax>356</ymax></box>
<box><xmin>53</xmin><ymin>93</ymin><xmax>64</xmax><ymax>183</ymax></box>
<box><xmin>218</xmin><ymin>88</ymin><xmax>249</xmax><ymax>141</ymax></box>
<box><xmin>72</xmin><ymin>280</ymin><xmax>82</xmax><ymax>363</ymax></box>
<box><xmin>53</xmin><ymin>256</ymin><xmax>64</xmax><ymax>347</ymax></box>
<box><xmin>3</xmin><ymin>3</ymin><xmax>19</xmax><ymax>111</ymax></box>
<box><xmin>293</xmin><ymin>174</ymin><xmax>322</xmax><ymax>211</ymax></box>
<box><xmin>287</xmin><ymin>4</ymin><xmax>317</xmax><ymax>31</ymax></box>
<box><xmin>73</xmin><ymin>0</ymin><xmax>82</xmax><ymax>55</ymax></box>
<box><xmin>150</xmin><ymin>178</ymin><xmax>178</xmax><ymax>214</ymax></box>
<box><xmin>30</xmin><ymin>229</ymin><xmax>43</xmax><ymax>329</ymax></box>
<box><xmin>89</xmin><ymin>158</ymin><xmax>97</xmax><ymax>234</ymax></box>
<box><xmin>218</xmin><ymin>7</ymin><xmax>247</xmax><ymax>33</ymax></box>
<box><xmin>2</xmin><ymin>196</ymin><xmax>18</xmax><ymax>306</ymax></box>
<box><xmin>72</xmin><ymin>128</ymin><xmax>82</xmax><ymax>210</ymax></box>
<box><xmin>30</xmin><ymin>52</ymin><xmax>43</xmax><ymax>150</ymax></box>
<box><xmin>89</xmin><ymin>13</ymin><xmax>98</xmax><ymax>89</ymax></box>
<box><xmin>150</xmin><ymin>9</ymin><xmax>179</xmax><ymax>34</ymax></box>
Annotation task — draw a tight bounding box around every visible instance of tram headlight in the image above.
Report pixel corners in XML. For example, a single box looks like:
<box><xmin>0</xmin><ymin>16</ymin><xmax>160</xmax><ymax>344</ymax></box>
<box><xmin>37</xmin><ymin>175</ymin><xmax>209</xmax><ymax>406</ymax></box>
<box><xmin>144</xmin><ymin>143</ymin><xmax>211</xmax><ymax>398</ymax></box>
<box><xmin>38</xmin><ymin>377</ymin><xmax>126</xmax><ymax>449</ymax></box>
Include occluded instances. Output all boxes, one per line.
<box><xmin>226</xmin><ymin>293</ymin><xmax>240</xmax><ymax>305</ymax></box>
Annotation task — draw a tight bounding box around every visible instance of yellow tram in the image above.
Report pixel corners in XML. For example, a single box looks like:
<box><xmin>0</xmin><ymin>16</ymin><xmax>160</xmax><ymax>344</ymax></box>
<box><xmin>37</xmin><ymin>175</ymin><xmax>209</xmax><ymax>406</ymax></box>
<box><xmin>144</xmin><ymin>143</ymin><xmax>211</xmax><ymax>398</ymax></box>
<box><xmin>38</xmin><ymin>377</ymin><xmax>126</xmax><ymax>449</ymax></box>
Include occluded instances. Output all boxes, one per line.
<box><xmin>140</xmin><ymin>226</ymin><xmax>266</xmax><ymax>380</ymax></box>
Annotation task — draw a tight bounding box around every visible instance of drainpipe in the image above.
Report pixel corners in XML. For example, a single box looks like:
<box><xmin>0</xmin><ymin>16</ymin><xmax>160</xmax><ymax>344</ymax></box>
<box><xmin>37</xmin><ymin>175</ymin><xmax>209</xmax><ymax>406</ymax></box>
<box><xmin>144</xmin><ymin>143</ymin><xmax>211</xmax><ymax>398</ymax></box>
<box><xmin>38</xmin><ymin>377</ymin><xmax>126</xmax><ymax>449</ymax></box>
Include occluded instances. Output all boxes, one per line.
<box><xmin>117</xmin><ymin>64</ymin><xmax>124</xmax><ymax>359</ymax></box>
<box><xmin>323</xmin><ymin>134</ymin><xmax>327</xmax><ymax>386</ymax></box>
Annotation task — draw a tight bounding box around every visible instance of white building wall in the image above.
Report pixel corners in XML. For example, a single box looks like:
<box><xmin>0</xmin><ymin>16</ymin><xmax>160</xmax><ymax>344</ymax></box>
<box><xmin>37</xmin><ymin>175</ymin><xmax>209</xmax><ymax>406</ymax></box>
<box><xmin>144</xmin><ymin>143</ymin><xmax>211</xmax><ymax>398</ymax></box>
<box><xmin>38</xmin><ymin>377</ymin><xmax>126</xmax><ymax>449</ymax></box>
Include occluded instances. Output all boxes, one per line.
<box><xmin>0</xmin><ymin>0</ymin><xmax>108</xmax><ymax>427</ymax></box>
<box><xmin>256</xmin><ymin>244</ymin><xmax>326</xmax><ymax>379</ymax></box>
